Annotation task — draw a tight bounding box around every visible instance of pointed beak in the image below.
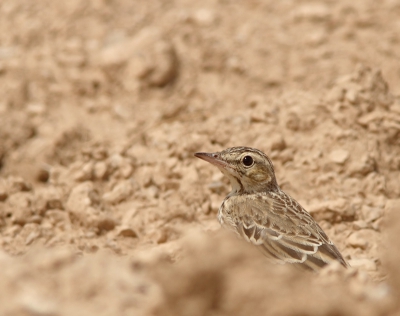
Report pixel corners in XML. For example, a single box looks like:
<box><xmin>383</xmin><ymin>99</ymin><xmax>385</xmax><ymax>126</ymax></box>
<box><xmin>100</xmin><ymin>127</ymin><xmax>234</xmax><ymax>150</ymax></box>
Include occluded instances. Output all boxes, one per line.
<box><xmin>194</xmin><ymin>152</ymin><xmax>228</xmax><ymax>169</ymax></box>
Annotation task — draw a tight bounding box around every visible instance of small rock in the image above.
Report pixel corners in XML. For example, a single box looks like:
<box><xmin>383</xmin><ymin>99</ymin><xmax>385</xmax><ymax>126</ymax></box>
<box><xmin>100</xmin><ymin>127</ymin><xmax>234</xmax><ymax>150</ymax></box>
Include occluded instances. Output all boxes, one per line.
<box><xmin>66</xmin><ymin>182</ymin><xmax>97</xmax><ymax>213</ymax></box>
<box><xmin>278</xmin><ymin>148</ymin><xmax>295</xmax><ymax>164</ymax></box>
<box><xmin>37</xmin><ymin>187</ymin><xmax>63</xmax><ymax>212</ymax></box>
<box><xmin>250</xmin><ymin>110</ymin><xmax>266</xmax><ymax>123</ymax></box>
<box><xmin>26</xmin><ymin>103</ymin><xmax>46</xmax><ymax>115</ymax></box>
<box><xmin>108</xmin><ymin>154</ymin><xmax>124</xmax><ymax>169</ymax></box>
<box><xmin>117</xmin><ymin>226</ymin><xmax>138</xmax><ymax>238</ymax></box>
<box><xmin>348</xmin><ymin>155</ymin><xmax>376</xmax><ymax>176</ymax></box>
<box><xmin>121</xmin><ymin>205</ymin><xmax>139</xmax><ymax>226</ymax></box>
<box><xmin>372</xmin><ymin>218</ymin><xmax>383</xmax><ymax>231</ymax></box>
<box><xmin>66</xmin><ymin>182</ymin><xmax>102</xmax><ymax>227</ymax></box>
<box><xmin>45</xmin><ymin>210</ymin><xmax>71</xmax><ymax>229</ymax></box>
<box><xmin>73</xmin><ymin>161</ymin><xmax>94</xmax><ymax>181</ymax></box>
<box><xmin>29</xmin><ymin>215</ymin><xmax>42</xmax><ymax>224</ymax></box>
<box><xmin>36</xmin><ymin>166</ymin><xmax>50</xmax><ymax>182</ymax></box>
<box><xmin>329</xmin><ymin>149</ymin><xmax>349</xmax><ymax>164</ymax></box>
<box><xmin>347</xmin><ymin>258</ymin><xmax>377</xmax><ymax>271</ymax></box>
<box><xmin>57</xmin><ymin>52</ymin><xmax>85</xmax><ymax>67</ymax></box>
<box><xmin>102</xmin><ymin>180</ymin><xmax>132</xmax><ymax>204</ymax></box>
<box><xmin>292</xmin><ymin>4</ymin><xmax>330</xmax><ymax>22</ymax></box>
<box><xmin>25</xmin><ymin>230</ymin><xmax>41</xmax><ymax>245</ymax></box>
<box><xmin>305</xmin><ymin>29</ymin><xmax>327</xmax><ymax>46</ymax></box>
<box><xmin>97</xmin><ymin>217</ymin><xmax>116</xmax><ymax>232</ymax></box>
<box><xmin>120</xmin><ymin>161</ymin><xmax>134</xmax><ymax>178</ymax></box>
<box><xmin>208</xmin><ymin>181</ymin><xmax>225</xmax><ymax>194</ymax></box>
<box><xmin>8</xmin><ymin>192</ymin><xmax>33</xmax><ymax>225</ymax></box>
<box><xmin>357</xmin><ymin>110</ymin><xmax>383</xmax><ymax>127</ymax></box>
<box><xmin>155</xmin><ymin>229</ymin><xmax>168</xmax><ymax>244</ymax></box>
<box><xmin>270</xmin><ymin>135</ymin><xmax>286</xmax><ymax>151</ymax></box>
<box><xmin>19</xmin><ymin>223</ymin><xmax>40</xmax><ymax>244</ymax></box>
<box><xmin>92</xmin><ymin>145</ymin><xmax>109</xmax><ymax>161</ymax></box>
<box><xmin>2</xmin><ymin>225</ymin><xmax>21</xmax><ymax>238</ymax></box>
<box><xmin>0</xmin><ymin>181</ymin><xmax>7</xmax><ymax>201</ymax></box>
<box><xmin>347</xmin><ymin>232</ymin><xmax>369</xmax><ymax>250</ymax></box>
<box><xmin>192</xmin><ymin>9</ymin><xmax>216</xmax><ymax>26</ymax></box>
<box><xmin>145</xmin><ymin>185</ymin><xmax>159</xmax><ymax>199</ymax></box>
<box><xmin>325</xmin><ymin>86</ymin><xmax>344</xmax><ymax>103</ymax></box>
<box><xmin>7</xmin><ymin>176</ymin><xmax>31</xmax><ymax>194</ymax></box>
<box><xmin>361</xmin><ymin>205</ymin><xmax>383</xmax><ymax>223</ymax></box>
<box><xmin>94</xmin><ymin>161</ymin><xmax>108</xmax><ymax>180</ymax></box>
<box><xmin>285</xmin><ymin>112</ymin><xmax>300</xmax><ymax>131</ymax></box>
<box><xmin>345</xmin><ymin>88</ymin><xmax>359</xmax><ymax>104</ymax></box>
<box><xmin>308</xmin><ymin>198</ymin><xmax>354</xmax><ymax>221</ymax></box>
<box><xmin>99</xmin><ymin>27</ymin><xmax>178</xmax><ymax>87</ymax></box>
<box><xmin>352</xmin><ymin>220</ymin><xmax>368</xmax><ymax>230</ymax></box>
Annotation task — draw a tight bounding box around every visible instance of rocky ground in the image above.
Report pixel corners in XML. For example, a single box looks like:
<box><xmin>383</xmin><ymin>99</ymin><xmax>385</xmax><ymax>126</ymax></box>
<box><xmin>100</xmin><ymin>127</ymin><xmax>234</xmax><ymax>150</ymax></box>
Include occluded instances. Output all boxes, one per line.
<box><xmin>1</xmin><ymin>0</ymin><xmax>400</xmax><ymax>315</ymax></box>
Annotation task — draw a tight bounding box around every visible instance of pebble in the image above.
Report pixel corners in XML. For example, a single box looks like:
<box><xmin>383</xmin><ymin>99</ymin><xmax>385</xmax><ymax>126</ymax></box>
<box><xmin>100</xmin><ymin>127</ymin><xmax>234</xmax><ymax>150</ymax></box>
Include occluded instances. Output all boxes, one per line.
<box><xmin>8</xmin><ymin>192</ymin><xmax>33</xmax><ymax>225</ymax></box>
<box><xmin>345</xmin><ymin>88</ymin><xmax>359</xmax><ymax>104</ymax></box>
<box><xmin>66</xmin><ymin>182</ymin><xmax>96</xmax><ymax>214</ymax></box>
<box><xmin>108</xmin><ymin>154</ymin><xmax>124</xmax><ymax>169</ymax></box>
<box><xmin>0</xmin><ymin>182</ymin><xmax>7</xmax><ymax>201</ymax></box>
<box><xmin>270</xmin><ymin>135</ymin><xmax>286</xmax><ymax>151</ymax></box>
<box><xmin>45</xmin><ymin>210</ymin><xmax>71</xmax><ymax>229</ymax></box>
<box><xmin>117</xmin><ymin>226</ymin><xmax>138</xmax><ymax>238</ymax></box>
<box><xmin>26</xmin><ymin>103</ymin><xmax>46</xmax><ymax>115</ymax></box>
<box><xmin>347</xmin><ymin>232</ymin><xmax>369</xmax><ymax>250</ymax></box>
<box><xmin>145</xmin><ymin>185</ymin><xmax>159</xmax><ymax>199</ymax></box>
<box><xmin>73</xmin><ymin>161</ymin><xmax>94</xmax><ymax>181</ymax></box>
<box><xmin>329</xmin><ymin>149</ymin><xmax>349</xmax><ymax>164</ymax></box>
<box><xmin>99</xmin><ymin>27</ymin><xmax>178</xmax><ymax>87</ymax></box>
<box><xmin>102</xmin><ymin>180</ymin><xmax>132</xmax><ymax>204</ymax></box>
<box><xmin>97</xmin><ymin>217</ymin><xmax>116</xmax><ymax>232</ymax></box>
<box><xmin>347</xmin><ymin>258</ymin><xmax>377</xmax><ymax>271</ymax></box>
<box><xmin>94</xmin><ymin>161</ymin><xmax>108</xmax><ymax>180</ymax></box>
<box><xmin>348</xmin><ymin>155</ymin><xmax>376</xmax><ymax>176</ymax></box>
<box><xmin>25</xmin><ymin>230</ymin><xmax>41</xmax><ymax>245</ymax></box>
<box><xmin>360</xmin><ymin>205</ymin><xmax>383</xmax><ymax>223</ymax></box>
<box><xmin>325</xmin><ymin>86</ymin><xmax>344</xmax><ymax>103</ymax></box>
<box><xmin>7</xmin><ymin>176</ymin><xmax>32</xmax><ymax>194</ymax></box>
<box><xmin>352</xmin><ymin>220</ymin><xmax>368</xmax><ymax>230</ymax></box>
<box><xmin>291</xmin><ymin>4</ymin><xmax>330</xmax><ymax>22</ymax></box>
<box><xmin>357</xmin><ymin>111</ymin><xmax>383</xmax><ymax>127</ymax></box>
<box><xmin>120</xmin><ymin>161</ymin><xmax>133</xmax><ymax>179</ymax></box>
<box><xmin>308</xmin><ymin>198</ymin><xmax>354</xmax><ymax>219</ymax></box>
<box><xmin>192</xmin><ymin>9</ymin><xmax>216</xmax><ymax>26</ymax></box>
<box><xmin>285</xmin><ymin>112</ymin><xmax>300</xmax><ymax>131</ymax></box>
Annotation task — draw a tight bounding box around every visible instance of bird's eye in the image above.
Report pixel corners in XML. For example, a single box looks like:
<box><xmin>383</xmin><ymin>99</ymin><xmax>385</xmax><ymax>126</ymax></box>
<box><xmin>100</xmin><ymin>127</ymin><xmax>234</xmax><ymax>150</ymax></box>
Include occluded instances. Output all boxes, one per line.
<box><xmin>242</xmin><ymin>155</ymin><xmax>254</xmax><ymax>167</ymax></box>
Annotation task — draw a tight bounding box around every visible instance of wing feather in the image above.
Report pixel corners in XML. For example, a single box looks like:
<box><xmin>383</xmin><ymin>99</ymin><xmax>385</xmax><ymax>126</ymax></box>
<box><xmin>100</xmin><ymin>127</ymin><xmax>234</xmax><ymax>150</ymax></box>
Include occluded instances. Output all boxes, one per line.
<box><xmin>220</xmin><ymin>190</ymin><xmax>348</xmax><ymax>271</ymax></box>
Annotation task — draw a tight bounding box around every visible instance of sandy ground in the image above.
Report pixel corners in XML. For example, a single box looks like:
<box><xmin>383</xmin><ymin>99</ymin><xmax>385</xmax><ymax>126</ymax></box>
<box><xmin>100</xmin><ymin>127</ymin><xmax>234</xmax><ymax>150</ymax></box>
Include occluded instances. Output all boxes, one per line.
<box><xmin>1</xmin><ymin>0</ymin><xmax>400</xmax><ymax>315</ymax></box>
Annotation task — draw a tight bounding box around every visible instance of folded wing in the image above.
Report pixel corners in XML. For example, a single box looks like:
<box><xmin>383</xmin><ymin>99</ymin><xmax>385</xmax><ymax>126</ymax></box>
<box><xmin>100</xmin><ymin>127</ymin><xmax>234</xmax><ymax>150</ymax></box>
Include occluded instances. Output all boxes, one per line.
<box><xmin>224</xmin><ymin>191</ymin><xmax>348</xmax><ymax>271</ymax></box>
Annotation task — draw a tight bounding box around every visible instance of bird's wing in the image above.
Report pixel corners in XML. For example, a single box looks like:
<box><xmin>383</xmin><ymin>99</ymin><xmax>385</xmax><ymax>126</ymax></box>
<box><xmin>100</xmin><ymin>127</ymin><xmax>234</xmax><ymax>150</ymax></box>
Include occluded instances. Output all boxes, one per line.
<box><xmin>223</xmin><ymin>191</ymin><xmax>348</xmax><ymax>271</ymax></box>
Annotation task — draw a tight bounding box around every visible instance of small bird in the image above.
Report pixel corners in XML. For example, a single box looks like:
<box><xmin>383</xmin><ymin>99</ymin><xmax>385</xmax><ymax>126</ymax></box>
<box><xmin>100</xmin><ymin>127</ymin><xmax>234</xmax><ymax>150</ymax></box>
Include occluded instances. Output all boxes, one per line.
<box><xmin>195</xmin><ymin>146</ymin><xmax>348</xmax><ymax>271</ymax></box>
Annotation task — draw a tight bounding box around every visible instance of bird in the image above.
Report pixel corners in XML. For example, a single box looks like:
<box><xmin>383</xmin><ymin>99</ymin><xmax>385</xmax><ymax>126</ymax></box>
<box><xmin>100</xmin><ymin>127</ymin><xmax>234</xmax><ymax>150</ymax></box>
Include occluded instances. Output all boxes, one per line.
<box><xmin>195</xmin><ymin>146</ymin><xmax>348</xmax><ymax>271</ymax></box>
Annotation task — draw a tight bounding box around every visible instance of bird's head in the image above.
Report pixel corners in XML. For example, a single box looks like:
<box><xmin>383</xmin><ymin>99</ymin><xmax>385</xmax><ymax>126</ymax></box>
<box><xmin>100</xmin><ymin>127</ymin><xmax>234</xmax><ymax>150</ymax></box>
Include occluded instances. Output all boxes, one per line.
<box><xmin>195</xmin><ymin>147</ymin><xmax>278</xmax><ymax>194</ymax></box>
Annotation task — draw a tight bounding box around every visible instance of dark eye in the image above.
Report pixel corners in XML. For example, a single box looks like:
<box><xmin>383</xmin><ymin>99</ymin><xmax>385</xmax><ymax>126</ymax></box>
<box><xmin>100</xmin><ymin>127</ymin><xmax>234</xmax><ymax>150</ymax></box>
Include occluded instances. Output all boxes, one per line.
<box><xmin>242</xmin><ymin>155</ymin><xmax>254</xmax><ymax>167</ymax></box>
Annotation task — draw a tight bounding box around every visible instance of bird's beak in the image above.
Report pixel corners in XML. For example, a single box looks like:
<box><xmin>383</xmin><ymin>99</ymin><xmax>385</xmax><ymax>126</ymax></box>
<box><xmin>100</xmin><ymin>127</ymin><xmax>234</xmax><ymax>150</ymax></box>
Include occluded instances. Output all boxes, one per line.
<box><xmin>194</xmin><ymin>152</ymin><xmax>228</xmax><ymax>169</ymax></box>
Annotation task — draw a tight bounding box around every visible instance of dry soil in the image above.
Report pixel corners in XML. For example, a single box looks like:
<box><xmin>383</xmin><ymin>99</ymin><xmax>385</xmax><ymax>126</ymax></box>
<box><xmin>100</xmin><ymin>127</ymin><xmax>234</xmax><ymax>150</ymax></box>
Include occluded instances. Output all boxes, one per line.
<box><xmin>1</xmin><ymin>1</ymin><xmax>400</xmax><ymax>315</ymax></box>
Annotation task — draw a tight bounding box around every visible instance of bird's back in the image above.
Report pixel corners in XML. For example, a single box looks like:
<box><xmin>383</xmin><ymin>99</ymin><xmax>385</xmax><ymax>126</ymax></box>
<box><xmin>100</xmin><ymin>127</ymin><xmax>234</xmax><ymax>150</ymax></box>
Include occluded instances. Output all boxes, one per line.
<box><xmin>218</xmin><ymin>189</ymin><xmax>348</xmax><ymax>271</ymax></box>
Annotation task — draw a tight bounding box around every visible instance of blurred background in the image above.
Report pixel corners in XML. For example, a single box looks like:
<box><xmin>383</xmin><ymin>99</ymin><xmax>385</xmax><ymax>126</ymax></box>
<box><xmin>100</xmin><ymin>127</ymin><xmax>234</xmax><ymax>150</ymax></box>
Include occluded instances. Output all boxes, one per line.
<box><xmin>0</xmin><ymin>0</ymin><xmax>400</xmax><ymax>315</ymax></box>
